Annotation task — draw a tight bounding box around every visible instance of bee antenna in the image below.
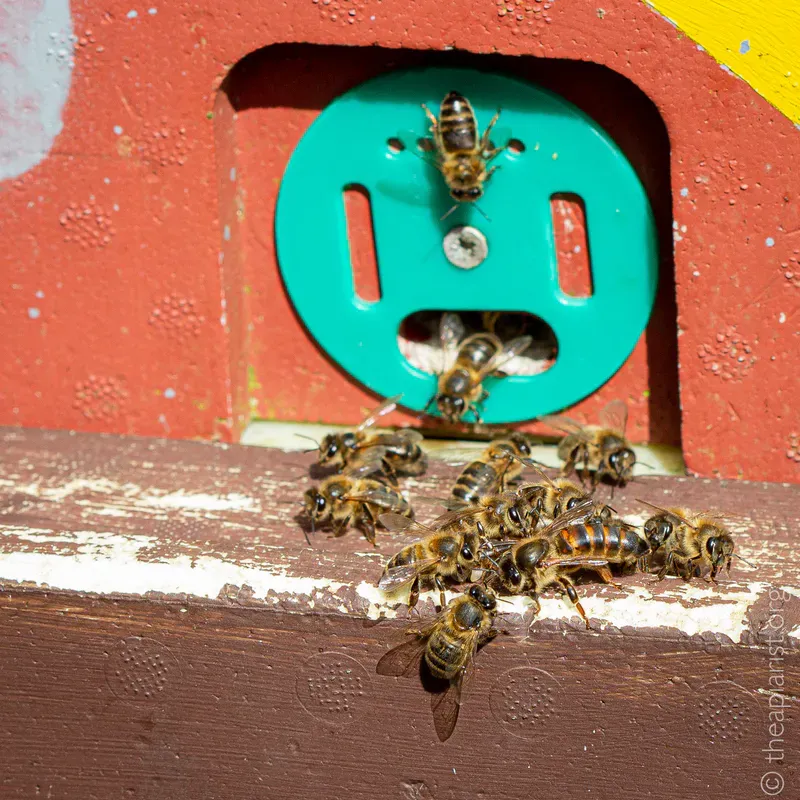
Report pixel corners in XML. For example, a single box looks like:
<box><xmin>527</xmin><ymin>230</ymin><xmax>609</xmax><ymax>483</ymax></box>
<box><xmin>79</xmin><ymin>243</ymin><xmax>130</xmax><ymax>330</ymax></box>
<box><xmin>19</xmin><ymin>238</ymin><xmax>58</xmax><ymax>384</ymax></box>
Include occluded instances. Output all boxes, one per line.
<box><xmin>495</xmin><ymin>597</ymin><xmax>516</xmax><ymax>606</ymax></box>
<box><xmin>637</xmin><ymin>461</ymin><xmax>657</xmax><ymax>470</ymax></box>
<box><xmin>731</xmin><ymin>553</ymin><xmax>755</xmax><ymax>567</ymax></box>
<box><xmin>482</xmin><ymin>554</ymin><xmax>502</xmax><ymax>571</ymax></box>
<box><xmin>440</xmin><ymin>204</ymin><xmax>459</xmax><ymax>221</ymax></box>
<box><xmin>295</xmin><ymin>433</ymin><xmax>321</xmax><ymax>448</ymax></box>
<box><xmin>473</xmin><ymin>203</ymin><xmax>491</xmax><ymax>222</ymax></box>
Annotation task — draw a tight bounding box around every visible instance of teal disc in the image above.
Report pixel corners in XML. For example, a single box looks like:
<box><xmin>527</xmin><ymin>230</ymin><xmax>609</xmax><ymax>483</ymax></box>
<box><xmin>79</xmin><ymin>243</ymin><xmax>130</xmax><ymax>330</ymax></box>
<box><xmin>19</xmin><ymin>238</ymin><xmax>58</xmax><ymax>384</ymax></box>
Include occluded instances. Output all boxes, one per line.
<box><xmin>275</xmin><ymin>67</ymin><xmax>658</xmax><ymax>423</ymax></box>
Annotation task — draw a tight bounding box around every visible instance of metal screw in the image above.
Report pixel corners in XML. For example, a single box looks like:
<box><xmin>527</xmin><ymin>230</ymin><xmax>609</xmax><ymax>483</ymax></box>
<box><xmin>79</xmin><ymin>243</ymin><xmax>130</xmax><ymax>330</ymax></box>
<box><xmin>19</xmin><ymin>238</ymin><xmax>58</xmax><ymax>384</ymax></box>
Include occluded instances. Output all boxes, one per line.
<box><xmin>443</xmin><ymin>225</ymin><xmax>489</xmax><ymax>269</ymax></box>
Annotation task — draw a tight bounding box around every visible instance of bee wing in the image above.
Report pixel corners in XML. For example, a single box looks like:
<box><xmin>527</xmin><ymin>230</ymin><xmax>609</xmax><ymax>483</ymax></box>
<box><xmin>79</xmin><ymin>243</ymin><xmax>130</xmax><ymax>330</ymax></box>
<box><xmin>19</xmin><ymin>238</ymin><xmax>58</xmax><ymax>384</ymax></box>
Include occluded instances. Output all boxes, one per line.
<box><xmin>378</xmin><ymin>557</ymin><xmax>442</xmax><ymax>591</ymax></box>
<box><xmin>355</xmin><ymin>434</ymin><xmax>414</xmax><ymax>451</ymax></box>
<box><xmin>429</xmin><ymin>505</ymin><xmax>484</xmax><ymax>529</ymax></box>
<box><xmin>396</xmin><ymin>428</ymin><xmax>424</xmax><ymax>444</ymax></box>
<box><xmin>378</xmin><ymin>513</ymin><xmax>435</xmax><ymax>534</ymax></box>
<box><xmin>540</xmin><ymin>557</ymin><xmax>612</xmax><ymax>568</ymax></box>
<box><xmin>484</xmin><ymin>335</ymin><xmax>533</xmax><ymax>378</ymax></box>
<box><xmin>431</xmin><ymin>677</ymin><xmax>462</xmax><ymax>743</ymax></box>
<box><xmin>515</xmin><ymin>457</ymin><xmax>557</xmax><ymax>487</ymax></box>
<box><xmin>439</xmin><ymin>313</ymin><xmax>466</xmax><ymax>374</ymax></box>
<box><xmin>440</xmin><ymin>313</ymin><xmax>465</xmax><ymax>352</ymax></box>
<box><xmin>539</xmin><ymin>414</ymin><xmax>593</xmax><ymax>443</ymax></box>
<box><xmin>376</xmin><ymin>636</ymin><xmax>427</xmax><ymax>678</ymax></box>
<box><xmin>636</xmin><ymin>500</ymin><xmax>698</xmax><ymax>529</ymax></box>
<box><xmin>430</xmin><ymin>631</ymin><xmax>481</xmax><ymax>743</ymax></box>
<box><xmin>342</xmin><ymin>461</ymin><xmax>387</xmax><ymax>479</ymax></box>
<box><xmin>343</xmin><ymin>490</ymin><xmax>404</xmax><ymax>510</ymax></box>
<box><xmin>535</xmin><ymin>498</ymin><xmax>599</xmax><ymax>537</ymax></box>
<box><xmin>435</xmin><ymin>496</ymin><xmax>470</xmax><ymax>512</ymax></box>
<box><xmin>598</xmin><ymin>399</ymin><xmax>629</xmax><ymax>437</ymax></box>
<box><xmin>347</xmin><ymin>445</ymin><xmax>389</xmax><ymax>465</ymax></box>
<box><xmin>357</xmin><ymin>395</ymin><xmax>402</xmax><ymax>431</ymax></box>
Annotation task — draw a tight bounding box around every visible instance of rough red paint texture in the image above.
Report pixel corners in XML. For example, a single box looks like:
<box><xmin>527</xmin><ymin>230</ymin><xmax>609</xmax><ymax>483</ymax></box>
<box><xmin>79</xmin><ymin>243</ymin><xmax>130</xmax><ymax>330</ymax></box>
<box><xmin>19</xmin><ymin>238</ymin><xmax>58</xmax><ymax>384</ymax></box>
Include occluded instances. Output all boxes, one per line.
<box><xmin>0</xmin><ymin>0</ymin><xmax>798</xmax><ymax>482</ymax></box>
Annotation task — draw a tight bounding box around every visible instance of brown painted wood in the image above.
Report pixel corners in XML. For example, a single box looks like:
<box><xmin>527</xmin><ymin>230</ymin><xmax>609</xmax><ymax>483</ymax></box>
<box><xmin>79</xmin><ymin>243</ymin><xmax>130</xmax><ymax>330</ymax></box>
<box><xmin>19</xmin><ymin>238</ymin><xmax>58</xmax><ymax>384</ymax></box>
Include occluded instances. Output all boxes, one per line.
<box><xmin>0</xmin><ymin>428</ymin><xmax>798</xmax><ymax>800</ymax></box>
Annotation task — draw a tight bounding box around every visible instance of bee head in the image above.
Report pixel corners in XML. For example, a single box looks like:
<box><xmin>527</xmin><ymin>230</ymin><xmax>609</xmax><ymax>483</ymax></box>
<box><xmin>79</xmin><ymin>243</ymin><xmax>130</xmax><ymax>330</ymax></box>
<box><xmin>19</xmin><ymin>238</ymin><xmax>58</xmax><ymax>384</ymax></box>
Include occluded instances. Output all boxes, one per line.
<box><xmin>436</xmin><ymin>394</ymin><xmax>466</xmax><ymax>422</ymax></box>
<box><xmin>499</xmin><ymin>554</ymin><xmax>524</xmax><ymax>590</ymax></box>
<box><xmin>510</xmin><ymin>433</ymin><xmax>532</xmax><ymax>458</ymax></box>
<box><xmin>303</xmin><ymin>488</ymin><xmax>328</xmax><ymax>520</ymax></box>
<box><xmin>459</xmin><ymin>530</ymin><xmax>483</xmax><ymax>565</ymax></box>
<box><xmin>450</xmin><ymin>186</ymin><xmax>483</xmax><ymax>202</ymax></box>
<box><xmin>608</xmin><ymin>448</ymin><xmax>636</xmax><ymax>481</ymax></box>
<box><xmin>467</xmin><ymin>584</ymin><xmax>496</xmax><ymax>610</ymax></box>
<box><xmin>643</xmin><ymin>516</ymin><xmax>673</xmax><ymax>550</ymax></box>
<box><xmin>706</xmin><ymin>535</ymin><xmax>734</xmax><ymax>568</ymax></box>
<box><xmin>318</xmin><ymin>434</ymin><xmax>342</xmax><ymax>466</ymax></box>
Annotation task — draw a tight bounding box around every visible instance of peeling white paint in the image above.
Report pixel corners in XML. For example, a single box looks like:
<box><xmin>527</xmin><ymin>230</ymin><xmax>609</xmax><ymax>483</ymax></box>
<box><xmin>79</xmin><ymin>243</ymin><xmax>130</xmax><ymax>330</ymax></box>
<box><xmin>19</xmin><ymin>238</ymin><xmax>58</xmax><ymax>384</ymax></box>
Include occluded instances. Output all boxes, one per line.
<box><xmin>0</xmin><ymin>0</ymin><xmax>74</xmax><ymax>181</ymax></box>
<box><xmin>140</xmin><ymin>490</ymin><xmax>261</xmax><ymax>513</ymax></box>
<box><xmin>0</xmin><ymin>527</ymin><xmax>785</xmax><ymax>644</ymax></box>
<box><xmin>0</xmin><ymin>528</ymin><xmax>343</xmax><ymax>601</ymax></box>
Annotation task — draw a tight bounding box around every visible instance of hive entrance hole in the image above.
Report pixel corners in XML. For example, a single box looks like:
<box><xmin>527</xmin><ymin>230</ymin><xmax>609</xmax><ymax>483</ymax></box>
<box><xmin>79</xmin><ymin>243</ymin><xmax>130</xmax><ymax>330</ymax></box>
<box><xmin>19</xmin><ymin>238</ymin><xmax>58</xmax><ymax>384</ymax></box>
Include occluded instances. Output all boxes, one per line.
<box><xmin>398</xmin><ymin>310</ymin><xmax>558</xmax><ymax>376</ymax></box>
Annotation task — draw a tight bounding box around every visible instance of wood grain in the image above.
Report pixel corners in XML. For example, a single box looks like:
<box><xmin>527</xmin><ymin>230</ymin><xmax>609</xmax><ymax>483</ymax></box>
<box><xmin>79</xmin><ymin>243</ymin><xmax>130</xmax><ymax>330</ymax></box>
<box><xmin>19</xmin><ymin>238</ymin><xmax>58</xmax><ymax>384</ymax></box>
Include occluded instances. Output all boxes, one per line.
<box><xmin>0</xmin><ymin>428</ymin><xmax>797</xmax><ymax>799</ymax></box>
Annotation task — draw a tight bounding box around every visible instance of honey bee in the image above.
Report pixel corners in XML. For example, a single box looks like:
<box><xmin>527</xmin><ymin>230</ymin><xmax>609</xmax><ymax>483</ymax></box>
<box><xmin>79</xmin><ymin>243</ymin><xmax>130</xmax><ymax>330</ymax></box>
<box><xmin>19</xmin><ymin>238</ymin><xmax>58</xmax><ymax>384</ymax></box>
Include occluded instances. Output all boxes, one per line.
<box><xmin>426</xmin><ymin>313</ymin><xmax>532</xmax><ymax>424</ymax></box>
<box><xmin>377</xmin><ymin>514</ymin><xmax>483</xmax><ymax>611</ymax></box>
<box><xmin>639</xmin><ymin>502</ymin><xmax>751</xmax><ymax>582</ymax></box>
<box><xmin>376</xmin><ymin>584</ymin><xmax>501</xmax><ymax>741</ymax></box>
<box><xmin>544</xmin><ymin>400</ymin><xmax>637</xmax><ymax>488</ymax></box>
<box><xmin>303</xmin><ymin>464</ymin><xmax>412</xmax><ymax>546</ymax></box>
<box><xmin>450</xmin><ymin>432</ymin><xmax>532</xmax><ymax>505</ymax></box>
<box><xmin>422</xmin><ymin>91</ymin><xmax>505</xmax><ymax>209</ymax></box>
<box><xmin>486</xmin><ymin>501</ymin><xmax>649</xmax><ymax>628</ymax></box>
<box><xmin>302</xmin><ymin>395</ymin><xmax>427</xmax><ymax>478</ymax></box>
<box><xmin>432</xmin><ymin>490</ymin><xmax>534</xmax><ymax>543</ymax></box>
<box><xmin>515</xmin><ymin>459</ymin><xmax>613</xmax><ymax>523</ymax></box>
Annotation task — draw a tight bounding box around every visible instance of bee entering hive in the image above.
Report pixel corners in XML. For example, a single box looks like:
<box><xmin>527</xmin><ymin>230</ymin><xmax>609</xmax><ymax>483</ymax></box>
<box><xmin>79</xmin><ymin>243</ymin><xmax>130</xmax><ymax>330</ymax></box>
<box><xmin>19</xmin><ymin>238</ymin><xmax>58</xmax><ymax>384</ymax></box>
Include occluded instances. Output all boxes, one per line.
<box><xmin>398</xmin><ymin>310</ymin><xmax>558</xmax><ymax>379</ymax></box>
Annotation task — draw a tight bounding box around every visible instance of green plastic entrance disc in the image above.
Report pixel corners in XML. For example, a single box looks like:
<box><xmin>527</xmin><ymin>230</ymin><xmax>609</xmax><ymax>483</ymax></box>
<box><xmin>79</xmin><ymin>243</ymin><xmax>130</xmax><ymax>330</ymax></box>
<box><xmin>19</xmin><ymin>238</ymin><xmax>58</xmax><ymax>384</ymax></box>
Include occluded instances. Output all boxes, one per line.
<box><xmin>275</xmin><ymin>67</ymin><xmax>658</xmax><ymax>423</ymax></box>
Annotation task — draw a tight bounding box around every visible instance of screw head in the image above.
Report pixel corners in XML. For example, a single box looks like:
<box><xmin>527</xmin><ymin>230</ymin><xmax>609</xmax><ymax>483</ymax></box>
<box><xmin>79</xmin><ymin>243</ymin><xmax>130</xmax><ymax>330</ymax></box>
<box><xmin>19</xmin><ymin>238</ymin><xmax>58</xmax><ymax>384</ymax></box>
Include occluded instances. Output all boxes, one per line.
<box><xmin>443</xmin><ymin>225</ymin><xmax>489</xmax><ymax>269</ymax></box>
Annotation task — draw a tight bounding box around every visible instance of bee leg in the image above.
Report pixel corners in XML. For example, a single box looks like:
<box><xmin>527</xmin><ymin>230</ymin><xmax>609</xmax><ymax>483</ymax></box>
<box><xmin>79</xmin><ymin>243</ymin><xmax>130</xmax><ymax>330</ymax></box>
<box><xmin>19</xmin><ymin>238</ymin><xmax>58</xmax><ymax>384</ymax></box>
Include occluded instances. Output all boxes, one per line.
<box><xmin>424</xmin><ymin>392</ymin><xmax>438</xmax><ymax>413</ymax></box>
<box><xmin>434</xmin><ymin>575</ymin><xmax>447</xmax><ymax>612</ymax></box>
<box><xmin>594</xmin><ymin>564</ymin><xmax>623</xmax><ymax>591</ymax></box>
<box><xmin>560</xmin><ymin>450</ymin><xmax>577</xmax><ymax>479</ymax></box>
<box><xmin>519</xmin><ymin>594</ymin><xmax>542</xmax><ymax>635</ymax></box>
<box><xmin>480</xmin><ymin>109</ymin><xmax>503</xmax><ymax>156</ymax></box>
<box><xmin>422</xmin><ymin>103</ymin><xmax>438</xmax><ymax>131</ymax></box>
<box><xmin>330</xmin><ymin>516</ymin><xmax>351</xmax><ymax>538</ymax></box>
<box><xmin>560</xmin><ymin>578</ymin><xmax>591</xmax><ymax>629</ymax></box>
<box><xmin>364</xmin><ymin>523</ymin><xmax>377</xmax><ymax>546</ymax></box>
<box><xmin>407</xmin><ymin>577</ymin><xmax>421</xmax><ymax>615</ymax></box>
<box><xmin>470</xmin><ymin>404</ymin><xmax>484</xmax><ymax>424</ymax></box>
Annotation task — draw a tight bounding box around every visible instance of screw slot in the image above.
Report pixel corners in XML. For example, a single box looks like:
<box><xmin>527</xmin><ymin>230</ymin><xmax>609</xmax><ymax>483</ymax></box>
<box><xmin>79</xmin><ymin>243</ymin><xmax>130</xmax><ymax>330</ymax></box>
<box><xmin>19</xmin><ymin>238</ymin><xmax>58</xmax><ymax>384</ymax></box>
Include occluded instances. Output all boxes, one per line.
<box><xmin>507</xmin><ymin>138</ymin><xmax>526</xmax><ymax>154</ymax></box>
<box><xmin>387</xmin><ymin>137</ymin><xmax>405</xmax><ymax>153</ymax></box>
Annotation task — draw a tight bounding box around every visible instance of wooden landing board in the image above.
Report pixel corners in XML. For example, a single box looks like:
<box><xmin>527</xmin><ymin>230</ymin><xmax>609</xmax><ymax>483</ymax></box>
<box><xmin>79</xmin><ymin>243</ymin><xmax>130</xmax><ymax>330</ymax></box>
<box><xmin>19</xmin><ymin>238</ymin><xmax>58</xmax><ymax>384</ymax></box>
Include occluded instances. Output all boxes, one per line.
<box><xmin>0</xmin><ymin>427</ymin><xmax>797</xmax><ymax>800</ymax></box>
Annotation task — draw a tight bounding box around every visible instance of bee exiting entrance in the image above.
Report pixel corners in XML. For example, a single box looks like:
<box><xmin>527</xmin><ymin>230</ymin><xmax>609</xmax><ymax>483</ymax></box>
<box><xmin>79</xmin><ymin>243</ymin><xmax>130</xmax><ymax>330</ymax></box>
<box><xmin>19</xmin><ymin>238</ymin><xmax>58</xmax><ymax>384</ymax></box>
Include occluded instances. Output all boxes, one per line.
<box><xmin>398</xmin><ymin>310</ymin><xmax>558</xmax><ymax>379</ymax></box>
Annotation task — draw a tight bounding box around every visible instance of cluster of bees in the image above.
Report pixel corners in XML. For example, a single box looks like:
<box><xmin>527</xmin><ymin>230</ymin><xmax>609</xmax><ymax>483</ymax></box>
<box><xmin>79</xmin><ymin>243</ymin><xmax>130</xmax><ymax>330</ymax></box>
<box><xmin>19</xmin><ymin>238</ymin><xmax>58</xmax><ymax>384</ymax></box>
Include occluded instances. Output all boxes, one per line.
<box><xmin>298</xmin><ymin>91</ymin><xmax>750</xmax><ymax>742</ymax></box>
<box><xmin>300</xmin><ymin>394</ymin><xmax>750</xmax><ymax>741</ymax></box>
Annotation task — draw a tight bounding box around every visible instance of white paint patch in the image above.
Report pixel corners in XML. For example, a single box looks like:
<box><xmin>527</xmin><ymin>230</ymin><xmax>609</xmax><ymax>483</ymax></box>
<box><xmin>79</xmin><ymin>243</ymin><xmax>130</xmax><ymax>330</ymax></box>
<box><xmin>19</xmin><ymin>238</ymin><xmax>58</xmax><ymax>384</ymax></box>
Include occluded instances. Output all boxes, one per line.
<box><xmin>2</xmin><ymin>477</ymin><xmax>131</xmax><ymax>501</ymax></box>
<box><xmin>360</xmin><ymin>576</ymin><xmax>768</xmax><ymax>642</ymax></box>
<box><xmin>140</xmin><ymin>490</ymin><xmax>261</xmax><ymax>513</ymax></box>
<box><xmin>0</xmin><ymin>0</ymin><xmax>74</xmax><ymax>180</ymax></box>
<box><xmin>0</xmin><ymin>528</ymin><xmax>343</xmax><ymax>601</ymax></box>
<box><xmin>0</xmin><ymin>527</ymin><xmax>781</xmax><ymax>644</ymax></box>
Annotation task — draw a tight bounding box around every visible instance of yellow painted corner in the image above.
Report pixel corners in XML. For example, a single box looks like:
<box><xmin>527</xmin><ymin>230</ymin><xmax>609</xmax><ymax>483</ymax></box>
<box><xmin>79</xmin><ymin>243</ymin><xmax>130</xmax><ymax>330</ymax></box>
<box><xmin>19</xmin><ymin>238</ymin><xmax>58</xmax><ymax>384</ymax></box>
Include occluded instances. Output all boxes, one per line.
<box><xmin>643</xmin><ymin>0</ymin><xmax>800</xmax><ymax>125</ymax></box>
